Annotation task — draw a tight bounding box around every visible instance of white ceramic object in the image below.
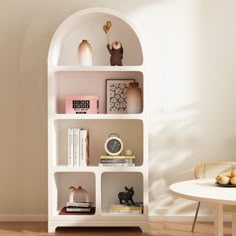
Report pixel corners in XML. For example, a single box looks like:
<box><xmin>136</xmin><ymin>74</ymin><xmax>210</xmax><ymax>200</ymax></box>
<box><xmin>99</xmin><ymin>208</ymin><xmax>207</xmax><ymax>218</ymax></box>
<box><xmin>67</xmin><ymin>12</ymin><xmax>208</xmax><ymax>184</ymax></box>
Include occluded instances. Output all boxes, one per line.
<box><xmin>78</xmin><ymin>40</ymin><xmax>93</xmax><ymax>66</ymax></box>
<box><xmin>127</xmin><ymin>82</ymin><xmax>142</xmax><ymax>114</ymax></box>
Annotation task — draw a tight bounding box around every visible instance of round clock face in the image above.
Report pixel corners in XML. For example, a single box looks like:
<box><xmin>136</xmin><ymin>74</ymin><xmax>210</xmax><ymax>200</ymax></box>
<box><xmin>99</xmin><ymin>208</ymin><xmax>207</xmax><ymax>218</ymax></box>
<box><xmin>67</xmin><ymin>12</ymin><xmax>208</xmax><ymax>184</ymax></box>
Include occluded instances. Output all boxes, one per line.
<box><xmin>105</xmin><ymin>137</ymin><xmax>123</xmax><ymax>155</ymax></box>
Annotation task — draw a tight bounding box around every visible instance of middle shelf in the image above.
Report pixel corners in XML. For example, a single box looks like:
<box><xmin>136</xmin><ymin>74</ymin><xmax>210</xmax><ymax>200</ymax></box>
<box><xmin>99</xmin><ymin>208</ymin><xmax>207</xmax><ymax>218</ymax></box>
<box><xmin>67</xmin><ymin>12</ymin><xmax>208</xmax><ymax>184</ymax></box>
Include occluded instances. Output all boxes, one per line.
<box><xmin>51</xmin><ymin>119</ymin><xmax>144</xmax><ymax>167</ymax></box>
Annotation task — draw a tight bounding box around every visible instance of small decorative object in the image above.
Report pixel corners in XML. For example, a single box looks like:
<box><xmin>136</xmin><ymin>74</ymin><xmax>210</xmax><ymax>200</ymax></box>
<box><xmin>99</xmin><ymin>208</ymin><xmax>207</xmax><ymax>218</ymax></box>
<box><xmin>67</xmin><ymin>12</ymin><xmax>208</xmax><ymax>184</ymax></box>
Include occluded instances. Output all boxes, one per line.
<box><xmin>104</xmin><ymin>133</ymin><xmax>123</xmax><ymax>156</ymax></box>
<box><xmin>102</xmin><ymin>20</ymin><xmax>124</xmax><ymax>66</ymax></box>
<box><xmin>66</xmin><ymin>186</ymin><xmax>93</xmax><ymax>213</ymax></box>
<box><xmin>125</xmin><ymin>149</ymin><xmax>133</xmax><ymax>156</ymax></box>
<box><xmin>106</xmin><ymin>79</ymin><xmax>134</xmax><ymax>114</ymax></box>
<box><xmin>68</xmin><ymin>186</ymin><xmax>90</xmax><ymax>203</ymax></box>
<box><xmin>118</xmin><ymin>186</ymin><xmax>135</xmax><ymax>206</ymax></box>
<box><xmin>102</xmin><ymin>21</ymin><xmax>112</xmax><ymax>44</ymax></box>
<box><xmin>127</xmin><ymin>81</ymin><xmax>142</xmax><ymax>114</ymax></box>
<box><xmin>107</xmin><ymin>41</ymin><xmax>123</xmax><ymax>66</ymax></box>
<box><xmin>77</xmin><ymin>40</ymin><xmax>93</xmax><ymax>66</ymax></box>
<box><xmin>65</xmin><ymin>96</ymin><xmax>99</xmax><ymax>114</ymax></box>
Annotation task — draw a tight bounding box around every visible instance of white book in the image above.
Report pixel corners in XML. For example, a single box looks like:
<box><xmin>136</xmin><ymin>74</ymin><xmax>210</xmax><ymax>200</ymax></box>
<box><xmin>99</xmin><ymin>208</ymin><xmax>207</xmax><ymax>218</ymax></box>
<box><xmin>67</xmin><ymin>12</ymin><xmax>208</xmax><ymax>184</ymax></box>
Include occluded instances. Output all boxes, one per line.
<box><xmin>68</xmin><ymin>128</ymin><xmax>74</xmax><ymax>167</ymax></box>
<box><xmin>109</xmin><ymin>210</ymin><xmax>142</xmax><ymax>214</ymax></box>
<box><xmin>66</xmin><ymin>207</ymin><xmax>92</xmax><ymax>212</ymax></box>
<box><xmin>99</xmin><ymin>163</ymin><xmax>135</xmax><ymax>167</ymax></box>
<box><xmin>66</xmin><ymin>202</ymin><xmax>92</xmax><ymax>207</ymax></box>
<box><xmin>80</xmin><ymin>129</ymin><xmax>89</xmax><ymax>167</ymax></box>
<box><xmin>73</xmin><ymin>128</ymin><xmax>80</xmax><ymax>167</ymax></box>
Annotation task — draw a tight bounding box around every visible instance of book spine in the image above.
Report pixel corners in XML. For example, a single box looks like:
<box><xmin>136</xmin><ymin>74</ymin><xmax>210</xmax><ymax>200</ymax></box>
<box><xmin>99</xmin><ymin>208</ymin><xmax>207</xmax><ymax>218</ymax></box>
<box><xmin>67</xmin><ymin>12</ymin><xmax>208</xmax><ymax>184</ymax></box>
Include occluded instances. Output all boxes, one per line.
<box><xmin>100</xmin><ymin>159</ymin><xmax>134</xmax><ymax>164</ymax></box>
<box><xmin>100</xmin><ymin>155</ymin><xmax>135</xmax><ymax>159</ymax></box>
<box><xmin>66</xmin><ymin>202</ymin><xmax>92</xmax><ymax>207</ymax></box>
<box><xmin>68</xmin><ymin>128</ymin><xmax>74</xmax><ymax>167</ymax></box>
<box><xmin>73</xmin><ymin>128</ymin><xmax>80</xmax><ymax>167</ymax></box>
<box><xmin>110</xmin><ymin>207</ymin><xmax>142</xmax><ymax>210</ymax></box>
<box><xmin>99</xmin><ymin>163</ymin><xmax>135</xmax><ymax>167</ymax></box>
<box><xmin>80</xmin><ymin>129</ymin><xmax>89</xmax><ymax>167</ymax></box>
<box><xmin>109</xmin><ymin>210</ymin><xmax>142</xmax><ymax>214</ymax></box>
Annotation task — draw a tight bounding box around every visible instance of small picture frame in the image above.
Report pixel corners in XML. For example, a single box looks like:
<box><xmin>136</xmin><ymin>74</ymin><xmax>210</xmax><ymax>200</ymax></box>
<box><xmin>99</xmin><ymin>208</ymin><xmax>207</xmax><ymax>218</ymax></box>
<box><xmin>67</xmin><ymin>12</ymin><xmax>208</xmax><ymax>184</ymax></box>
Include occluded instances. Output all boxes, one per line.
<box><xmin>106</xmin><ymin>79</ymin><xmax>135</xmax><ymax>114</ymax></box>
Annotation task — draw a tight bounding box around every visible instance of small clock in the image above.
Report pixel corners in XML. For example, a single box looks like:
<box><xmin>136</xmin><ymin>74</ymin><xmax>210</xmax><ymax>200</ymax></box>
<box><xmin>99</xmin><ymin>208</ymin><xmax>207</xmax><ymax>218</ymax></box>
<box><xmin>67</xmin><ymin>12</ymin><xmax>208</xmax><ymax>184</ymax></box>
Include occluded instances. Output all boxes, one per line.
<box><xmin>104</xmin><ymin>133</ymin><xmax>123</xmax><ymax>156</ymax></box>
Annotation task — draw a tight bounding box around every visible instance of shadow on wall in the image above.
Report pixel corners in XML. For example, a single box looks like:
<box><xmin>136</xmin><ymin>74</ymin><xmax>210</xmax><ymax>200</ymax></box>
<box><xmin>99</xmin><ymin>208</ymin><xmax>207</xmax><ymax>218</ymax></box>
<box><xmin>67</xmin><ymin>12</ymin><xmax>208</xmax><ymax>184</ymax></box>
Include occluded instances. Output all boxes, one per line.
<box><xmin>149</xmin><ymin>103</ymin><xmax>236</xmax><ymax>216</ymax></box>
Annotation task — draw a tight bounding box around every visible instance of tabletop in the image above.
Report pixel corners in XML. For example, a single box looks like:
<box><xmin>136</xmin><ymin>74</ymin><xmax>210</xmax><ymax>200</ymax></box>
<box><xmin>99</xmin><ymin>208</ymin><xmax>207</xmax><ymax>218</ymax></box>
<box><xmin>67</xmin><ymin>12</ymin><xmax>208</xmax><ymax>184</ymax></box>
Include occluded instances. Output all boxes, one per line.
<box><xmin>170</xmin><ymin>178</ymin><xmax>236</xmax><ymax>205</ymax></box>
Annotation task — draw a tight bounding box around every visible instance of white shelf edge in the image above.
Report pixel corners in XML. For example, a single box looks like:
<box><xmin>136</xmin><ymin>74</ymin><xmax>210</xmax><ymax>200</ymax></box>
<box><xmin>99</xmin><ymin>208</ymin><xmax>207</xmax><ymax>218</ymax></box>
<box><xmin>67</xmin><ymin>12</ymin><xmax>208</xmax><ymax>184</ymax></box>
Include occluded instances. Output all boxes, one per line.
<box><xmin>49</xmin><ymin>113</ymin><xmax>145</xmax><ymax>120</ymax></box>
<box><xmin>53</xmin><ymin>211</ymin><xmax>97</xmax><ymax>217</ymax></box>
<box><xmin>99</xmin><ymin>166</ymin><xmax>144</xmax><ymax>173</ymax></box>
<box><xmin>51</xmin><ymin>166</ymin><xmax>144</xmax><ymax>173</ymax></box>
<box><xmin>50</xmin><ymin>65</ymin><xmax>144</xmax><ymax>73</ymax></box>
<box><xmin>51</xmin><ymin>166</ymin><xmax>98</xmax><ymax>173</ymax></box>
<box><xmin>101</xmin><ymin>212</ymin><xmax>144</xmax><ymax>217</ymax></box>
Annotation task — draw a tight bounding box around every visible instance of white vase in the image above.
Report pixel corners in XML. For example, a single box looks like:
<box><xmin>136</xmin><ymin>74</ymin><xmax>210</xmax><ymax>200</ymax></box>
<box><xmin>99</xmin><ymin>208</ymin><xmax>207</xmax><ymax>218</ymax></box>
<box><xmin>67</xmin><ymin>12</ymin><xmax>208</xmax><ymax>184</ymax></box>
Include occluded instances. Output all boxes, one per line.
<box><xmin>127</xmin><ymin>82</ymin><xmax>142</xmax><ymax>114</ymax></box>
<box><xmin>78</xmin><ymin>40</ymin><xmax>93</xmax><ymax>66</ymax></box>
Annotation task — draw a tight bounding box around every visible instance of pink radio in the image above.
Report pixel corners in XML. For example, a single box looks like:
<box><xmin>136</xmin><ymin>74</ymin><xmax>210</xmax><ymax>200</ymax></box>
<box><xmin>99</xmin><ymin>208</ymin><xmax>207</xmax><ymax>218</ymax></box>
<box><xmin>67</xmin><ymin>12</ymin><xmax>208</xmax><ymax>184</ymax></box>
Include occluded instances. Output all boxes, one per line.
<box><xmin>65</xmin><ymin>96</ymin><xmax>99</xmax><ymax>114</ymax></box>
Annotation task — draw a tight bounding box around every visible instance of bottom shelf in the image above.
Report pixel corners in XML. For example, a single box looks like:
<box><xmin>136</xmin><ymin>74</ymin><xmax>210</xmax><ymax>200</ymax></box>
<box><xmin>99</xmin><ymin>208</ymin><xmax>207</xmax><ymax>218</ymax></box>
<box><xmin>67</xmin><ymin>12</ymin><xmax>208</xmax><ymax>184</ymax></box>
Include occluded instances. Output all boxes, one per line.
<box><xmin>48</xmin><ymin>220</ymin><xmax>149</xmax><ymax>233</ymax></box>
<box><xmin>59</xmin><ymin>207</ymin><xmax>96</xmax><ymax>215</ymax></box>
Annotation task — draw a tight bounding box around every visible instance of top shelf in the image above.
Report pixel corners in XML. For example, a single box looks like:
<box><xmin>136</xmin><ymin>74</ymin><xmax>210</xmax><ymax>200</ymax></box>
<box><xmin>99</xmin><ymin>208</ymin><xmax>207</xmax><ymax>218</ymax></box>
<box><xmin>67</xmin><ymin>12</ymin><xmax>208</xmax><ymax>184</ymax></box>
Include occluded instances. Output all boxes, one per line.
<box><xmin>50</xmin><ymin>65</ymin><xmax>144</xmax><ymax>73</ymax></box>
<box><xmin>48</xmin><ymin>9</ymin><xmax>143</xmax><ymax>66</ymax></box>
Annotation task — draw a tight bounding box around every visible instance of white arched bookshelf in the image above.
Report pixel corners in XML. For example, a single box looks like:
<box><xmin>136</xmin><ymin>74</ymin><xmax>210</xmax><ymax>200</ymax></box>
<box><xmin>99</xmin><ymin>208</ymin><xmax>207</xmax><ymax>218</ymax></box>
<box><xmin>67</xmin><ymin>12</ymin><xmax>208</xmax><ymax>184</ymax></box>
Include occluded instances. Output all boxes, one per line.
<box><xmin>48</xmin><ymin>8</ymin><xmax>148</xmax><ymax>233</ymax></box>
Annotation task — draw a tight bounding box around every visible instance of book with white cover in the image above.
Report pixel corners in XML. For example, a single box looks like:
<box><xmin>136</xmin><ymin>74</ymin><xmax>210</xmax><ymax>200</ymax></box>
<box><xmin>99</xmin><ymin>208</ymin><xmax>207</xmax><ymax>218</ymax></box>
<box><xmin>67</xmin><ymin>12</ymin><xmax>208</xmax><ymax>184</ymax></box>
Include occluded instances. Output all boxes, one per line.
<box><xmin>66</xmin><ymin>202</ymin><xmax>92</xmax><ymax>207</ymax></box>
<box><xmin>73</xmin><ymin>128</ymin><xmax>80</xmax><ymax>167</ymax></box>
<box><xmin>68</xmin><ymin>128</ymin><xmax>74</xmax><ymax>166</ymax></box>
<box><xmin>99</xmin><ymin>163</ymin><xmax>135</xmax><ymax>167</ymax></box>
<box><xmin>100</xmin><ymin>155</ymin><xmax>135</xmax><ymax>159</ymax></box>
<box><xmin>80</xmin><ymin>129</ymin><xmax>89</xmax><ymax>166</ymax></box>
<box><xmin>66</xmin><ymin>206</ymin><xmax>92</xmax><ymax>212</ymax></box>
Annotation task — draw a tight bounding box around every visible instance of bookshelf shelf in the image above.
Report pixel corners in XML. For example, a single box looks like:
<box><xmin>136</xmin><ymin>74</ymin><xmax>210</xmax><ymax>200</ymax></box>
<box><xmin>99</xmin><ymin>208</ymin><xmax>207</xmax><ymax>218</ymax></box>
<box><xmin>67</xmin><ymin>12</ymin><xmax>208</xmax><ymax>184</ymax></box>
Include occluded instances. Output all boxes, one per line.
<box><xmin>51</xmin><ymin>113</ymin><xmax>145</xmax><ymax>120</ymax></box>
<box><xmin>51</xmin><ymin>166</ymin><xmax>144</xmax><ymax>174</ymax></box>
<box><xmin>101</xmin><ymin>212</ymin><xmax>144</xmax><ymax>217</ymax></box>
<box><xmin>50</xmin><ymin>65</ymin><xmax>144</xmax><ymax>72</ymax></box>
<box><xmin>48</xmin><ymin>7</ymin><xmax>148</xmax><ymax>233</ymax></box>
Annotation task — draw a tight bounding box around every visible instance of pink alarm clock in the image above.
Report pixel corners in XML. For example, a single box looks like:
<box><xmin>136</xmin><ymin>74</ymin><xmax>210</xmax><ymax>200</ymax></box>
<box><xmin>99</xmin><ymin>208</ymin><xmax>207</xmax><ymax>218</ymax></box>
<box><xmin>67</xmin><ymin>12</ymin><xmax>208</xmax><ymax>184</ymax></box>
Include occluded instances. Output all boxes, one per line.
<box><xmin>65</xmin><ymin>96</ymin><xmax>99</xmax><ymax>114</ymax></box>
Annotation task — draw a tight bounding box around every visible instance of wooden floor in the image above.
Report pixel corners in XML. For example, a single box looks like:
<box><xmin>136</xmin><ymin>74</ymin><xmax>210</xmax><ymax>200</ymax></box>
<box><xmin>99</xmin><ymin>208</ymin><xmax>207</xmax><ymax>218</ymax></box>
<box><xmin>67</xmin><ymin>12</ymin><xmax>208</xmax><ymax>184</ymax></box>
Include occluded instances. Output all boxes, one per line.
<box><xmin>0</xmin><ymin>221</ymin><xmax>232</xmax><ymax>236</ymax></box>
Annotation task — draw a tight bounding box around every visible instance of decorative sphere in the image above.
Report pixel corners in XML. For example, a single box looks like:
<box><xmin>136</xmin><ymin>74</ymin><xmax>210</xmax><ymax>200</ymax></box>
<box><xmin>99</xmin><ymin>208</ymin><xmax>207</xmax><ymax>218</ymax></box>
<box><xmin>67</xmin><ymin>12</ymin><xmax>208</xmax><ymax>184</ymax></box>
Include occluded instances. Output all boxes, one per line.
<box><xmin>125</xmin><ymin>149</ymin><xmax>133</xmax><ymax>156</ymax></box>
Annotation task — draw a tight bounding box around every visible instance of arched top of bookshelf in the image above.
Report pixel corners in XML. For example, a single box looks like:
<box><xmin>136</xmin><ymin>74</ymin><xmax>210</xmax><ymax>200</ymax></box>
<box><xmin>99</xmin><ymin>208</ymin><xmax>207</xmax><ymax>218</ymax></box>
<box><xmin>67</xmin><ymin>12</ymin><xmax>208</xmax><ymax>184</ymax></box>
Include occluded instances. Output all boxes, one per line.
<box><xmin>48</xmin><ymin>8</ymin><xmax>143</xmax><ymax>66</ymax></box>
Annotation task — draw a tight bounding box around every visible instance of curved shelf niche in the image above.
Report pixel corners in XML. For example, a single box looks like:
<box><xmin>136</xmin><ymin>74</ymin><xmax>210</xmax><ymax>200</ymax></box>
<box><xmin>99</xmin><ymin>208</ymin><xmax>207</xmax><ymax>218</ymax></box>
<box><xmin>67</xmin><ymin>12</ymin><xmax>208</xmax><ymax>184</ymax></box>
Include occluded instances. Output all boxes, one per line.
<box><xmin>48</xmin><ymin>9</ymin><xmax>143</xmax><ymax>66</ymax></box>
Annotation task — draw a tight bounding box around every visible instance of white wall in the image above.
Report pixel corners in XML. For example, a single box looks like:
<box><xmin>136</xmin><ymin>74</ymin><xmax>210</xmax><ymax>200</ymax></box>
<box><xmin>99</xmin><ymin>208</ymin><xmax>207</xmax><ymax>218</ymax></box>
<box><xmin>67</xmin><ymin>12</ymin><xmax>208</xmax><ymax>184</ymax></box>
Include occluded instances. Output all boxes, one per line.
<box><xmin>1</xmin><ymin>0</ymin><xmax>236</xmax><ymax>220</ymax></box>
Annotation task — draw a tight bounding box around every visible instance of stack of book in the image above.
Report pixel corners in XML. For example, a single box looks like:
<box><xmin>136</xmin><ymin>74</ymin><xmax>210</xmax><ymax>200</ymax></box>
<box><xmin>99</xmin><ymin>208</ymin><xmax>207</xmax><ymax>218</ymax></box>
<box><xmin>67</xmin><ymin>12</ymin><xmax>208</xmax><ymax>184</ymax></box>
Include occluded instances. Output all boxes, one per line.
<box><xmin>99</xmin><ymin>155</ymin><xmax>135</xmax><ymax>167</ymax></box>
<box><xmin>66</xmin><ymin>201</ymin><xmax>93</xmax><ymax>213</ymax></box>
<box><xmin>68</xmin><ymin>128</ymin><xmax>89</xmax><ymax>167</ymax></box>
<box><xmin>109</xmin><ymin>203</ymin><xmax>143</xmax><ymax>214</ymax></box>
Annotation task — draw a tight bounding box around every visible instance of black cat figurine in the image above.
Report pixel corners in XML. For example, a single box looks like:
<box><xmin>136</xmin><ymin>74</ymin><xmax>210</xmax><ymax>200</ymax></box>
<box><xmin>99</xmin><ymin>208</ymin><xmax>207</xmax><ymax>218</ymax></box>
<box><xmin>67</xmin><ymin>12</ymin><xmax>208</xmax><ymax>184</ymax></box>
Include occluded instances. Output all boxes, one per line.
<box><xmin>118</xmin><ymin>186</ymin><xmax>135</xmax><ymax>206</ymax></box>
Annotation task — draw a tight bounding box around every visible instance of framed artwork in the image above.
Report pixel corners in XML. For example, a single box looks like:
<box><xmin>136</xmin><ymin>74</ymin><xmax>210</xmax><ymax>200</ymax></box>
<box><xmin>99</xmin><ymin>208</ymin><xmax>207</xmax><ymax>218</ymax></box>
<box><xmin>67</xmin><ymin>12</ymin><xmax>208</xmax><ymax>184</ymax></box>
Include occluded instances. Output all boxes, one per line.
<box><xmin>106</xmin><ymin>79</ymin><xmax>135</xmax><ymax>114</ymax></box>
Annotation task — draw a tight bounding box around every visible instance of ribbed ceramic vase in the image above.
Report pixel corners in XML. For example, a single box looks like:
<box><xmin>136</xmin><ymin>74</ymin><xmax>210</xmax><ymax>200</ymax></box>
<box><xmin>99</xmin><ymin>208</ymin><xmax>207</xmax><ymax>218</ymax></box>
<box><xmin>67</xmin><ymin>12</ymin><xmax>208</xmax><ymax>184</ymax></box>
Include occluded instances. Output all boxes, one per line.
<box><xmin>78</xmin><ymin>40</ymin><xmax>93</xmax><ymax>66</ymax></box>
<box><xmin>127</xmin><ymin>82</ymin><xmax>142</xmax><ymax>114</ymax></box>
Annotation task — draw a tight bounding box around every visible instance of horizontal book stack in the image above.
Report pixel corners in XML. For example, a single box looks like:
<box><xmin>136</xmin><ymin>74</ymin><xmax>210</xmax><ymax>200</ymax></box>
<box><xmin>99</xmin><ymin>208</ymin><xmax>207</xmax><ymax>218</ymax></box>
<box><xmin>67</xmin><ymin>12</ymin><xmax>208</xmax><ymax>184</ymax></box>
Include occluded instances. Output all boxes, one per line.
<box><xmin>99</xmin><ymin>155</ymin><xmax>135</xmax><ymax>167</ymax></box>
<box><xmin>109</xmin><ymin>203</ymin><xmax>143</xmax><ymax>214</ymax></box>
<box><xmin>68</xmin><ymin>128</ymin><xmax>89</xmax><ymax>167</ymax></box>
<box><xmin>66</xmin><ymin>202</ymin><xmax>93</xmax><ymax>213</ymax></box>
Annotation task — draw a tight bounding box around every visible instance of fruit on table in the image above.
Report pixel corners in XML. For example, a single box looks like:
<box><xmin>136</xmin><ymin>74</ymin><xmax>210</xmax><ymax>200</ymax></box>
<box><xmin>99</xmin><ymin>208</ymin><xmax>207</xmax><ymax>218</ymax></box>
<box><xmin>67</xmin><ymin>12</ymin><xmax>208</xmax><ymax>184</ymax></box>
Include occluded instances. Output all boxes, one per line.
<box><xmin>231</xmin><ymin>176</ymin><xmax>236</xmax><ymax>185</ymax></box>
<box><xmin>215</xmin><ymin>175</ymin><xmax>230</xmax><ymax>185</ymax></box>
<box><xmin>231</xmin><ymin>170</ymin><xmax>236</xmax><ymax>177</ymax></box>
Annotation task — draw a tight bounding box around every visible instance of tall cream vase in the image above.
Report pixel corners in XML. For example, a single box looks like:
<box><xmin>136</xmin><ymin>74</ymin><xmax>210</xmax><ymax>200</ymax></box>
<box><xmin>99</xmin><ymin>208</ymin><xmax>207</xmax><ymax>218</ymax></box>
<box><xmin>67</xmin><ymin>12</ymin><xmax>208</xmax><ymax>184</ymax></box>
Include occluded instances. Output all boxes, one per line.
<box><xmin>78</xmin><ymin>40</ymin><xmax>93</xmax><ymax>66</ymax></box>
<box><xmin>127</xmin><ymin>82</ymin><xmax>142</xmax><ymax>114</ymax></box>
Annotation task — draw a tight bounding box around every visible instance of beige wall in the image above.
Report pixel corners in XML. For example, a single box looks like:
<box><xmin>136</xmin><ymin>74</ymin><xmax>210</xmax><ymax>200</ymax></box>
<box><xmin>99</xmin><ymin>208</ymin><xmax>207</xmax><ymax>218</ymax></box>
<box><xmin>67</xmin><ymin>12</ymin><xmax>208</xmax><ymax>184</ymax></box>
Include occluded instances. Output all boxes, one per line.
<box><xmin>1</xmin><ymin>0</ymin><xmax>236</xmax><ymax>220</ymax></box>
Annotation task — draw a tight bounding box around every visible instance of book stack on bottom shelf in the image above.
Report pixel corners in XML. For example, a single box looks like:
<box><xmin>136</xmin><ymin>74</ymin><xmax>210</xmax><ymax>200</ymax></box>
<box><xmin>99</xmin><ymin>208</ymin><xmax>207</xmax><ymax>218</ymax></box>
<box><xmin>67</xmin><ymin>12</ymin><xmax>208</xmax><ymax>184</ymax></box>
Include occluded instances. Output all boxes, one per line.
<box><xmin>109</xmin><ymin>203</ymin><xmax>143</xmax><ymax>214</ymax></box>
<box><xmin>99</xmin><ymin>155</ymin><xmax>135</xmax><ymax>167</ymax></box>
<box><xmin>66</xmin><ymin>201</ymin><xmax>93</xmax><ymax>213</ymax></box>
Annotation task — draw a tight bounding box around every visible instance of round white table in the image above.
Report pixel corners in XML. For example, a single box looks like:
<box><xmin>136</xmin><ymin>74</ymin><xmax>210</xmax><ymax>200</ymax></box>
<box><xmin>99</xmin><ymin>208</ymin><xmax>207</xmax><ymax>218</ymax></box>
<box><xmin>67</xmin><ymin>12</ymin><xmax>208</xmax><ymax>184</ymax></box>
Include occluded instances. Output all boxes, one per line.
<box><xmin>170</xmin><ymin>179</ymin><xmax>236</xmax><ymax>236</ymax></box>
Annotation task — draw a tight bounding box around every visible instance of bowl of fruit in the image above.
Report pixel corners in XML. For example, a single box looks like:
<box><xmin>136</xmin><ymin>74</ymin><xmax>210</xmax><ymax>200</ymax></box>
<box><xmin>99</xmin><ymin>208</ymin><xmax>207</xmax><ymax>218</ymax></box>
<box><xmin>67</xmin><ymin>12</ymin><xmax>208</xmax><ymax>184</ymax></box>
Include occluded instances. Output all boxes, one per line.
<box><xmin>215</xmin><ymin>170</ymin><xmax>236</xmax><ymax>187</ymax></box>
